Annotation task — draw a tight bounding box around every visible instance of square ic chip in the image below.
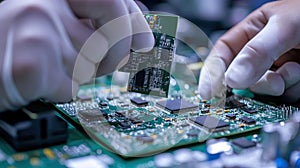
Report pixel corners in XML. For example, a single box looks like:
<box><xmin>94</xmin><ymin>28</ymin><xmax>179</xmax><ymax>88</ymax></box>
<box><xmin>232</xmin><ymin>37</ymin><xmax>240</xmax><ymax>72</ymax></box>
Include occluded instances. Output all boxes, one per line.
<box><xmin>243</xmin><ymin>108</ymin><xmax>257</xmax><ymax>114</ymax></box>
<box><xmin>130</xmin><ymin>97</ymin><xmax>149</xmax><ymax>106</ymax></box>
<box><xmin>226</xmin><ymin>113</ymin><xmax>236</xmax><ymax>120</ymax></box>
<box><xmin>239</xmin><ymin>116</ymin><xmax>256</xmax><ymax>125</ymax></box>
<box><xmin>156</xmin><ymin>99</ymin><xmax>198</xmax><ymax>114</ymax></box>
<box><xmin>190</xmin><ymin>115</ymin><xmax>230</xmax><ymax>132</ymax></box>
<box><xmin>232</xmin><ymin>137</ymin><xmax>256</xmax><ymax>148</ymax></box>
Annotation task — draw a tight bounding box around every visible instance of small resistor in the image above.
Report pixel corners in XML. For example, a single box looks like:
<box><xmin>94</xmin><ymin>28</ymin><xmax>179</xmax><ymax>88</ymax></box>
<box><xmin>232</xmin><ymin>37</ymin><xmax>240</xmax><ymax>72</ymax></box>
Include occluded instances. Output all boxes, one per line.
<box><xmin>224</xmin><ymin>109</ymin><xmax>230</xmax><ymax>113</ymax></box>
<box><xmin>164</xmin><ymin>118</ymin><xmax>171</xmax><ymax>122</ymax></box>
<box><xmin>43</xmin><ymin>148</ymin><xmax>55</xmax><ymax>159</ymax></box>
<box><xmin>216</xmin><ymin>109</ymin><xmax>223</xmax><ymax>115</ymax></box>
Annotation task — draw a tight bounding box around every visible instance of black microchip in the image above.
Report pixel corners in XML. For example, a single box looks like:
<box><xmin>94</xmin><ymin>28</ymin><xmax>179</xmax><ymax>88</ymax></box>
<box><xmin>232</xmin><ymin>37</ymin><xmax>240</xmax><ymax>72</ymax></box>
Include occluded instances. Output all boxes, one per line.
<box><xmin>232</xmin><ymin>137</ymin><xmax>256</xmax><ymax>148</ymax></box>
<box><xmin>239</xmin><ymin>116</ymin><xmax>256</xmax><ymax>124</ymax></box>
<box><xmin>99</xmin><ymin>102</ymin><xmax>108</xmax><ymax>107</ymax></box>
<box><xmin>243</xmin><ymin>108</ymin><xmax>257</xmax><ymax>114</ymax></box>
<box><xmin>130</xmin><ymin>97</ymin><xmax>148</xmax><ymax>106</ymax></box>
<box><xmin>226</xmin><ymin>113</ymin><xmax>236</xmax><ymax>120</ymax></box>
<box><xmin>119</xmin><ymin>122</ymin><xmax>131</xmax><ymax>129</ymax></box>
<box><xmin>190</xmin><ymin>115</ymin><xmax>230</xmax><ymax>132</ymax></box>
<box><xmin>225</xmin><ymin>97</ymin><xmax>246</xmax><ymax>109</ymax></box>
<box><xmin>115</xmin><ymin>111</ymin><xmax>124</xmax><ymax>116</ymax></box>
<box><xmin>107</xmin><ymin>96</ymin><xmax>114</xmax><ymax>101</ymax></box>
<box><xmin>201</xmin><ymin>109</ymin><xmax>210</xmax><ymax>114</ymax></box>
<box><xmin>131</xmin><ymin>120</ymin><xmax>143</xmax><ymax>124</ymax></box>
<box><xmin>156</xmin><ymin>99</ymin><xmax>198</xmax><ymax>113</ymax></box>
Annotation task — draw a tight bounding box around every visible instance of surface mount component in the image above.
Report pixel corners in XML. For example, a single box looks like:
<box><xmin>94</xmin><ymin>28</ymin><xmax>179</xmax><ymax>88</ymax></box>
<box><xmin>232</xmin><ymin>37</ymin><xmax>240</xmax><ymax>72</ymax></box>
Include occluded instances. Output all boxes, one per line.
<box><xmin>190</xmin><ymin>115</ymin><xmax>230</xmax><ymax>132</ymax></box>
<box><xmin>156</xmin><ymin>98</ymin><xmax>198</xmax><ymax>114</ymax></box>
<box><xmin>239</xmin><ymin>116</ymin><xmax>256</xmax><ymax>125</ymax></box>
<box><xmin>232</xmin><ymin>137</ymin><xmax>256</xmax><ymax>149</ymax></box>
<box><xmin>226</xmin><ymin>113</ymin><xmax>237</xmax><ymax>120</ymax></box>
<box><xmin>130</xmin><ymin>97</ymin><xmax>149</xmax><ymax>106</ymax></box>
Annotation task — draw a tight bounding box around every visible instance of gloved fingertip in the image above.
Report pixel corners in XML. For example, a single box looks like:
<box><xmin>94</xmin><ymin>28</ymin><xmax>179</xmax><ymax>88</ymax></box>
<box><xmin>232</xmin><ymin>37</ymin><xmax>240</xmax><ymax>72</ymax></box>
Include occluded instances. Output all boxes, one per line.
<box><xmin>131</xmin><ymin>33</ymin><xmax>155</xmax><ymax>52</ymax></box>
<box><xmin>225</xmin><ymin>57</ymin><xmax>254</xmax><ymax>89</ymax></box>
<box><xmin>198</xmin><ymin>88</ymin><xmax>212</xmax><ymax>100</ymax></box>
<box><xmin>249</xmin><ymin>71</ymin><xmax>285</xmax><ymax>96</ymax></box>
<box><xmin>134</xmin><ymin>1</ymin><xmax>149</xmax><ymax>11</ymax></box>
<box><xmin>198</xmin><ymin>69</ymin><xmax>212</xmax><ymax>100</ymax></box>
<box><xmin>225</xmin><ymin>72</ymin><xmax>241</xmax><ymax>89</ymax></box>
<box><xmin>130</xmin><ymin>12</ymin><xmax>155</xmax><ymax>52</ymax></box>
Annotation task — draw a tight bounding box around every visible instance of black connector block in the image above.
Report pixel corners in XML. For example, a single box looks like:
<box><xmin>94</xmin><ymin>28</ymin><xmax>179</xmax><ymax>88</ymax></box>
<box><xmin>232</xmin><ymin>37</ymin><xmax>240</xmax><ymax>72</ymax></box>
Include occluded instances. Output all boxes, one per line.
<box><xmin>0</xmin><ymin>101</ymin><xmax>68</xmax><ymax>151</ymax></box>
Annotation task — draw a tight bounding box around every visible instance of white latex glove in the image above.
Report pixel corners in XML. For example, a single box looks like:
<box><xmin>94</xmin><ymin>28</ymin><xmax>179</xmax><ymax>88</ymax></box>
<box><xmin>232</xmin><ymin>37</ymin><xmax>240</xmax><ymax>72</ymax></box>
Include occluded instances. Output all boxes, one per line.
<box><xmin>0</xmin><ymin>0</ymin><xmax>154</xmax><ymax>111</ymax></box>
<box><xmin>199</xmin><ymin>0</ymin><xmax>300</xmax><ymax>103</ymax></box>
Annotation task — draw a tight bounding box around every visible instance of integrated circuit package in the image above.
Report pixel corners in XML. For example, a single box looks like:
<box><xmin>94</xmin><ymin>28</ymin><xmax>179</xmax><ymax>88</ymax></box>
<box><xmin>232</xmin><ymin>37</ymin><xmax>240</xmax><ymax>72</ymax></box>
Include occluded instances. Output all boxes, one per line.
<box><xmin>190</xmin><ymin>115</ymin><xmax>230</xmax><ymax>132</ymax></box>
<box><xmin>156</xmin><ymin>98</ymin><xmax>198</xmax><ymax>114</ymax></box>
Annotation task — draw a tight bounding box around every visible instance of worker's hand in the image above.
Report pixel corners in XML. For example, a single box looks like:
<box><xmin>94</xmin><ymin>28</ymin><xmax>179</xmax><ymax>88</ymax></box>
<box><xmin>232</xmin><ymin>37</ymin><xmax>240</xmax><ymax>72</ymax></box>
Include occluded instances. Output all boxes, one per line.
<box><xmin>0</xmin><ymin>0</ymin><xmax>154</xmax><ymax>111</ymax></box>
<box><xmin>199</xmin><ymin>0</ymin><xmax>300</xmax><ymax>103</ymax></box>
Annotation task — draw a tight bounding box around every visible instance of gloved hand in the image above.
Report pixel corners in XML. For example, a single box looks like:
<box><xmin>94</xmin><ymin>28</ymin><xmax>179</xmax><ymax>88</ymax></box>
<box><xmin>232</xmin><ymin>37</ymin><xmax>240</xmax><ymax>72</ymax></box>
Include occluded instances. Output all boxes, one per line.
<box><xmin>199</xmin><ymin>0</ymin><xmax>300</xmax><ymax>103</ymax></box>
<box><xmin>0</xmin><ymin>0</ymin><xmax>154</xmax><ymax>111</ymax></box>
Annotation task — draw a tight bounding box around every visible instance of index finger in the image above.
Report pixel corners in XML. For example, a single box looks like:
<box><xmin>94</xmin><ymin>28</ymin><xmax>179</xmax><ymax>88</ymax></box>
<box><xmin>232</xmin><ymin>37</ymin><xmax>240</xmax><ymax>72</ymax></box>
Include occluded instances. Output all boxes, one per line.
<box><xmin>212</xmin><ymin>5</ymin><xmax>267</xmax><ymax>69</ymax></box>
<box><xmin>199</xmin><ymin>5</ymin><xmax>267</xmax><ymax>99</ymax></box>
<box><xmin>211</xmin><ymin>1</ymin><xmax>300</xmax><ymax>90</ymax></box>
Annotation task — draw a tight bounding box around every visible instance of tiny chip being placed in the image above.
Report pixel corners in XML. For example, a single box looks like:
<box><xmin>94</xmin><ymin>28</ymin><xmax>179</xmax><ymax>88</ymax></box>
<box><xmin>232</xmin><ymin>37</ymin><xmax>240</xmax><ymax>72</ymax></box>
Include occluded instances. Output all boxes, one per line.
<box><xmin>156</xmin><ymin>99</ymin><xmax>198</xmax><ymax>114</ymax></box>
<box><xmin>190</xmin><ymin>115</ymin><xmax>230</xmax><ymax>132</ymax></box>
<box><xmin>119</xmin><ymin>14</ymin><xmax>178</xmax><ymax>97</ymax></box>
<box><xmin>130</xmin><ymin>97</ymin><xmax>149</xmax><ymax>106</ymax></box>
<box><xmin>239</xmin><ymin>116</ymin><xmax>256</xmax><ymax>125</ymax></box>
<box><xmin>232</xmin><ymin>137</ymin><xmax>256</xmax><ymax>149</ymax></box>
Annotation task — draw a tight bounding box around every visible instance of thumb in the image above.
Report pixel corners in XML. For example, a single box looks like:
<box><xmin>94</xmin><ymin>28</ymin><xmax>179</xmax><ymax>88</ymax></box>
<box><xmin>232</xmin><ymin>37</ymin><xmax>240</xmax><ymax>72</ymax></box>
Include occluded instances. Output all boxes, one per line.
<box><xmin>199</xmin><ymin>54</ymin><xmax>227</xmax><ymax>100</ymax></box>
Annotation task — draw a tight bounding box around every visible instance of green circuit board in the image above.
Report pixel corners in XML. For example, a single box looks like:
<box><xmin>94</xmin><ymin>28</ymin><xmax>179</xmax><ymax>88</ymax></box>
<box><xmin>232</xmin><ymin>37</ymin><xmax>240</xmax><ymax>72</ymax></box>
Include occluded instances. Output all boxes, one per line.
<box><xmin>55</xmin><ymin>13</ymin><xmax>295</xmax><ymax>158</ymax></box>
<box><xmin>54</xmin><ymin>81</ymin><xmax>293</xmax><ymax>157</ymax></box>
<box><xmin>0</xmin><ymin>82</ymin><xmax>293</xmax><ymax>167</ymax></box>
